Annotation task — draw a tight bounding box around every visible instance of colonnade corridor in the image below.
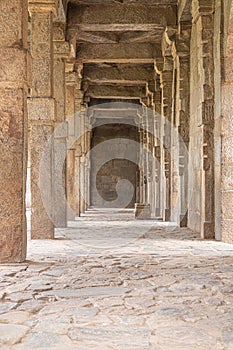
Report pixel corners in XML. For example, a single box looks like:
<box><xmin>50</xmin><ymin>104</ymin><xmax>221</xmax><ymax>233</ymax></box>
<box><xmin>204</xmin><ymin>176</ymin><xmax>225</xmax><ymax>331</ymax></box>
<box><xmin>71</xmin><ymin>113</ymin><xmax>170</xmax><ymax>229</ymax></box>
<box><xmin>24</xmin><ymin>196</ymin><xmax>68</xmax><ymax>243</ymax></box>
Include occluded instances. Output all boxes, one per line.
<box><xmin>1</xmin><ymin>0</ymin><xmax>233</xmax><ymax>348</ymax></box>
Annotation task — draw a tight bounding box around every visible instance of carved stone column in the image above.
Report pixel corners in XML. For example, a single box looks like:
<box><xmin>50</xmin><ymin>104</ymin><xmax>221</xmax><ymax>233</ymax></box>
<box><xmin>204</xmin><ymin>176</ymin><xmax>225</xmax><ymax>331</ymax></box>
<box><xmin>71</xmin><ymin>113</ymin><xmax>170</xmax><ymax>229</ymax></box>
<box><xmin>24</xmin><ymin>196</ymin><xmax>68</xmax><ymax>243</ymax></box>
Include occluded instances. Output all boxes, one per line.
<box><xmin>142</xmin><ymin>105</ymin><xmax>148</xmax><ymax>204</ymax></box>
<box><xmin>0</xmin><ymin>0</ymin><xmax>29</xmax><ymax>262</ymax></box>
<box><xmin>28</xmin><ymin>0</ymin><xmax>58</xmax><ymax>239</ymax></box>
<box><xmin>177</xmin><ymin>37</ymin><xmax>190</xmax><ymax>227</ymax></box>
<box><xmin>138</xmin><ymin>115</ymin><xmax>144</xmax><ymax>204</ymax></box>
<box><xmin>66</xmin><ymin>71</ymin><xmax>77</xmax><ymax>220</ymax></box>
<box><xmin>220</xmin><ymin>3</ymin><xmax>233</xmax><ymax>243</ymax></box>
<box><xmin>53</xmin><ymin>23</ymin><xmax>69</xmax><ymax>227</ymax></box>
<box><xmin>84</xmin><ymin>128</ymin><xmax>92</xmax><ymax>210</ymax></box>
<box><xmin>74</xmin><ymin>88</ymin><xmax>85</xmax><ymax>216</ymax></box>
<box><xmin>147</xmin><ymin>103</ymin><xmax>155</xmax><ymax>215</ymax></box>
<box><xmin>189</xmin><ymin>0</ymin><xmax>215</xmax><ymax>238</ymax></box>
<box><xmin>153</xmin><ymin>77</ymin><xmax>163</xmax><ymax>219</ymax></box>
<box><xmin>161</xmin><ymin>66</ymin><xmax>174</xmax><ymax>221</ymax></box>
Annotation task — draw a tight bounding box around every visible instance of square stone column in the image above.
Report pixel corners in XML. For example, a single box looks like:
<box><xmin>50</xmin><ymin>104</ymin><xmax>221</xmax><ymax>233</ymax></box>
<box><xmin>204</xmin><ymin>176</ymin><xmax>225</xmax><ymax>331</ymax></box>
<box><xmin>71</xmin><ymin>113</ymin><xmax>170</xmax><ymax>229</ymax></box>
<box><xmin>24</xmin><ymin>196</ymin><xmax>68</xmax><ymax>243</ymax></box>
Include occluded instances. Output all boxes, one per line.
<box><xmin>66</xmin><ymin>72</ymin><xmax>77</xmax><ymax>220</ymax></box>
<box><xmin>153</xmin><ymin>81</ymin><xmax>163</xmax><ymax>220</ymax></box>
<box><xmin>161</xmin><ymin>68</ymin><xmax>174</xmax><ymax>221</ymax></box>
<box><xmin>221</xmin><ymin>4</ymin><xmax>233</xmax><ymax>243</ymax></box>
<box><xmin>0</xmin><ymin>0</ymin><xmax>29</xmax><ymax>262</ymax></box>
<box><xmin>53</xmin><ymin>24</ymin><xmax>69</xmax><ymax>227</ymax></box>
<box><xmin>189</xmin><ymin>0</ymin><xmax>215</xmax><ymax>239</ymax></box>
<box><xmin>79</xmin><ymin>109</ymin><xmax>87</xmax><ymax>214</ymax></box>
<box><xmin>28</xmin><ymin>0</ymin><xmax>58</xmax><ymax>239</ymax></box>
<box><xmin>177</xmin><ymin>52</ymin><xmax>190</xmax><ymax>228</ymax></box>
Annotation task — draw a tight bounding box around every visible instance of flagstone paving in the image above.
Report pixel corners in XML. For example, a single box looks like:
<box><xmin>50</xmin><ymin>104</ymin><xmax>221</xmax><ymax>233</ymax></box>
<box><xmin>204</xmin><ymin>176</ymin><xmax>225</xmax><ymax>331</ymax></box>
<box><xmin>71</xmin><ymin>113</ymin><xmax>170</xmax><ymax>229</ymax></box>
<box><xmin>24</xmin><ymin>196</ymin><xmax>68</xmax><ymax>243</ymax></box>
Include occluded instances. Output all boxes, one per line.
<box><xmin>0</xmin><ymin>209</ymin><xmax>233</xmax><ymax>349</ymax></box>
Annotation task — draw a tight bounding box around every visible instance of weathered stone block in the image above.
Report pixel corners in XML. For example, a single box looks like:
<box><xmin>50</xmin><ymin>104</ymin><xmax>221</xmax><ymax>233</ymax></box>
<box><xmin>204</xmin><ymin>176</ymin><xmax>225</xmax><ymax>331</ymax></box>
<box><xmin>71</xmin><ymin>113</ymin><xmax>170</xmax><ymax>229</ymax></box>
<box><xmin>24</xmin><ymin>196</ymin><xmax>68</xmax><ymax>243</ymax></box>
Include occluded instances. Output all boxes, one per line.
<box><xmin>0</xmin><ymin>88</ymin><xmax>27</xmax><ymax>262</ymax></box>
<box><xmin>27</xmin><ymin>98</ymin><xmax>56</xmax><ymax>121</ymax></box>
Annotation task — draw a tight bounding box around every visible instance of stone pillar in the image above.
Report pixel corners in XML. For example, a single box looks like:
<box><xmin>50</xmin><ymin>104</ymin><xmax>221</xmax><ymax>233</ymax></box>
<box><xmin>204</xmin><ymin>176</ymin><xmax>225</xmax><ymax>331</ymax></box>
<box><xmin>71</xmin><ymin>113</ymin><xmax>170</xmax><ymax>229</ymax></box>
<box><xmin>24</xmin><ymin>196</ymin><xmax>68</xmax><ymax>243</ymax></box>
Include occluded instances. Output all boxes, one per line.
<box><xmin>138</xmin><ymin>115</ymin><xmax>144</xmax><ymax>203</ymax></box>
<box><xmin>147</xmin><ymin>105</ymin><xmax>155</xmax><ymax>215</ymax></box>
<box><xmin>80</xmin><ymin>109</ymin><xmax>87</xmax><ymax>214</ymax></box>
<box><xmin>74</xmin><ymin>146</ymin><xmax>82</xmax><ymax>217</ymax></box>
<box><xmin>189</xmin><ymin>0</ymin><xmax>215</xmax><ymax>239</ymax></box>
<box><xmin>177</xmin><ymin>43</ymin><xmax>190</xmax><ymax>227</ymax></box>
<box><xmin>28</xmin><ymin>0</ymin><xmax>58</xmax><ymax>239</ymax></box>
<box><xmin>221</xmin><ymin>3</ymin><xmax>233</xmax><ymax>243</ymax></box>
<box><xmin>53</xmin><ymin>23</ymin><xmax>69</xmax><ymax>227</ymax></box>
<box><xmin>161</xmin><ymin>66</ymin><xmax>174</xmax><ymax>221</ymax></box>
<box><xmin>154</xmin><ymin>78</ymin><xmax>163</xmax><ymax>219</ymax></box>
<box><xmin>142</xmin><ymin>105</ymin><xmax>148</xmax><ymax>203</ymax></box>
<box><xmin>0</xmin><ymin>0</ymin><xmax>29</xmax><ymax>262</ymax></box>
<box><xmin>66</xmin><ymin>72</ymin><xmax>77</xmax><ymax>220</ymax></box>
<box><xmin>84</xmin><ymin>129</ymin><xmax>92</xmax><ymax>210</ymax></box>
<box><xmin>74</xmin><ymin>88</ymin><xmax>84</xmax><ymax>216</ymax></box>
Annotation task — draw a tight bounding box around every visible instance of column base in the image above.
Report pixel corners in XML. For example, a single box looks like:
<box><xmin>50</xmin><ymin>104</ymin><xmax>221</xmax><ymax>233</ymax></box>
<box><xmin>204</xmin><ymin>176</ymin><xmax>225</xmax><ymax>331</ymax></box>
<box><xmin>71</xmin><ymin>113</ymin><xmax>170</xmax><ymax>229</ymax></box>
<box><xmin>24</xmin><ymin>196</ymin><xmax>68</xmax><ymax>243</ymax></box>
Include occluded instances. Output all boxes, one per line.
<box><xmin>201</xmin><ymin>222</ymin><xmax>215</xmax><ymax>239</ymax></box>
<box><xmin>180</xmin><ymin>213</ymin><xmax>188</xmax><ymax>227</ymax></box>
<box><xmin>135</xmin><ymin>203</ymin><xmax>151</xmax><ymax>220</ymax></box>
<box><xmin>165</xmin><ymin>209</ymin><xmax>171</xmax><ymax>222</ymax></box>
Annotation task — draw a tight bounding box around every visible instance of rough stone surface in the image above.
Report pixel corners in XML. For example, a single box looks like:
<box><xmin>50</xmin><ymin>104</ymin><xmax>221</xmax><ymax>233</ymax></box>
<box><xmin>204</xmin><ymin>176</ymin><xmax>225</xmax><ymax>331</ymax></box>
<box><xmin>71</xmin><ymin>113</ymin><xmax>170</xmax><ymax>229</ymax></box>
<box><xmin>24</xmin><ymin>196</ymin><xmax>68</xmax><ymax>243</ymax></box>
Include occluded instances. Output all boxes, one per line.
<box><xmin>0</xmin><ymin>0</ymin><xmax>28</xmax><ymax>263</ymax></box>
<box><xmin>1</xmin><ymin>210</ymin><xmax>233</xmax><ymax>349</ymax></box>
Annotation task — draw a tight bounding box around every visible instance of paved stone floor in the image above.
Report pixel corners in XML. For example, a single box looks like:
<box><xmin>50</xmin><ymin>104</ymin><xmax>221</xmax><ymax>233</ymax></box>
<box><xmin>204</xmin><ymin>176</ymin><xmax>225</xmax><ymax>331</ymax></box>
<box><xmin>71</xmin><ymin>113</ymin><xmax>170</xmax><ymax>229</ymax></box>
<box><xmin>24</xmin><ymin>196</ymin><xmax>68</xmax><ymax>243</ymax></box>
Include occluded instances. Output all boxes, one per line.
<box><xmin>1</xmin><ymin>209</ymin><xmax>233</xmax><ymax>349</ymax></box>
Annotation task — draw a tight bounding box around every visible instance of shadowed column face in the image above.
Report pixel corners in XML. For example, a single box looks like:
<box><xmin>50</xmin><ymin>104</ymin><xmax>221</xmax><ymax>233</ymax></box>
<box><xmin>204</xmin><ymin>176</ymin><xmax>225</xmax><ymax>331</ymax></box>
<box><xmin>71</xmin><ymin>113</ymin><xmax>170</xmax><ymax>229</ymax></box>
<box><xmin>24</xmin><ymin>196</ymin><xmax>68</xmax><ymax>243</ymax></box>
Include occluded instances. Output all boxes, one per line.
<box><xmin>0</xmin><ymin>0</ymin><xmax>28</xmax><ymax>262</ymax></box>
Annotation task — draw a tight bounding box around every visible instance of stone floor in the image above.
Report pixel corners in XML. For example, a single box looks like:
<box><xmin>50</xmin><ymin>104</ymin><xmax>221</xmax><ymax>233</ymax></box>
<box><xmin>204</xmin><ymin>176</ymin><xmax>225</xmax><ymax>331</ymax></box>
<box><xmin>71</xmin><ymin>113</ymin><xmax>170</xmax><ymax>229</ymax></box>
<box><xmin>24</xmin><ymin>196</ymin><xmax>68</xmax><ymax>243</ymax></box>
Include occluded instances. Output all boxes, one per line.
<box><xmin>1</xmin><ymin>209</ymin><xmax>233</xmax><ymax>349</ymax></box>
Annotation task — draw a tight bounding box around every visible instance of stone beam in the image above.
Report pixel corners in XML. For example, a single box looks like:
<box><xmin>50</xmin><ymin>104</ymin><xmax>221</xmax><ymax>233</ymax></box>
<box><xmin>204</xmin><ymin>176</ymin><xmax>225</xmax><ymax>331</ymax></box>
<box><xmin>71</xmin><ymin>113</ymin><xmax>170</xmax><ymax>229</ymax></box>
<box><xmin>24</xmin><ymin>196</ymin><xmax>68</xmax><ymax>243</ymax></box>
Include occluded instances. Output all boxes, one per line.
<box><xmin>91</xmin><ymin>109</ymin><xmax>139</xmax><ymax>119</ymax></box>
<box><xmin>68</xmin><ymin>4</ymin><xmax>177</xmax><ymax>27</ymax></box>
<box><xmin>86</xmin><ymin>85</ymin><xmax>147</xmax><ymax>99</ymax></box>
<box><xmin>71</xmin><ymin>0</ymin><xmax>177</xmax><ymax>4</ymax></box>
<box><xmin>76</xmin><ymin>43</ymin><xmax>161</xmax><ymax>63</ymax></box>
<box><xmin>83</xmin><ymin>64</ymin><xmax>156</xmax><ymax>83</ymax></box>
<box><xmin>77</xmin><ymin>24</ymin><xmax>169</xmax><ymax>32</ymax></box>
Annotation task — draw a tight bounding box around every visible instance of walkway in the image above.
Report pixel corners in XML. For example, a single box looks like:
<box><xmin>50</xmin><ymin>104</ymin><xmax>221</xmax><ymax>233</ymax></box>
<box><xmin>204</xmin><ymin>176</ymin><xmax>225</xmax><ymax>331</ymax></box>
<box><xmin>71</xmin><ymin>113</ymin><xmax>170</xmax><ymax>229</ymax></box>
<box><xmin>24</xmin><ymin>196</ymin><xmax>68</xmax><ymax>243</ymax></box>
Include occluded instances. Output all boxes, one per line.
<box><xmin>0</xmin><ymin>209</ymin><xmax>233</xmax><ymax>349</ymax></box>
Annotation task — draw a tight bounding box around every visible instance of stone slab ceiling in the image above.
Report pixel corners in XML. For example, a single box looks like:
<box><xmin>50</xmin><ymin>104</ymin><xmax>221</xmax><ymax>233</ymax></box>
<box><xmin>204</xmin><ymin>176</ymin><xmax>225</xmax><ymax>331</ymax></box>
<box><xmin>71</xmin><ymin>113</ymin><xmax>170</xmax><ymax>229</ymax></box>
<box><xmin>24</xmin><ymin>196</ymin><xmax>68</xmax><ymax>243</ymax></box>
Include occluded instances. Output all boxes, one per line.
<box><xmin>66</xmin><ymin>0</ymin><xmax>178</xmax><ymax>103</ymax></box>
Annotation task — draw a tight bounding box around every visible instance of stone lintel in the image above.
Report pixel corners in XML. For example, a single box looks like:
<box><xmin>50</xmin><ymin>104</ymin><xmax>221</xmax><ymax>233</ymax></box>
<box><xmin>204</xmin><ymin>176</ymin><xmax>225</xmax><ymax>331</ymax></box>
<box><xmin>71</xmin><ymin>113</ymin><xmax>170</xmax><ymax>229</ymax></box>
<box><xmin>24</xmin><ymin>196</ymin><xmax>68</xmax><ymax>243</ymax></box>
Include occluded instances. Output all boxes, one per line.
<box><xmin>76</xmin><ymin>43</ymin><xmax>161</xmax><ymax>64</ymax></box>
<box><xmin>83</xmin><ymin>64</ymin><xmax>155</xmax><ymax>83</ymax></box>
<box><xmin>86</xmin><ymin>85</ymin><xmax>147</xmax><ymax>99</ymax></box>
<box><xmin>29</xmin><ymin>0</ymin><xmax>59</xmax><ymax>15</ymax></box>
<box><xmin>68</xmin><ymin>4</ymin><xmax>177</xmax><ymax>27</ymax></box>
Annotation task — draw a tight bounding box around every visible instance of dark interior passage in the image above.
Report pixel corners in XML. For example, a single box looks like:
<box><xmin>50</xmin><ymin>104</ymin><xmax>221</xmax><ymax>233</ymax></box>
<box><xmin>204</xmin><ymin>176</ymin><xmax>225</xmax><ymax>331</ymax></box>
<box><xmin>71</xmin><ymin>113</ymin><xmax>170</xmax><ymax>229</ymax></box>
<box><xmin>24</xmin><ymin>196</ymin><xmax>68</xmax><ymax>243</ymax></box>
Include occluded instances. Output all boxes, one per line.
<box><xmin>90</xmin><ymin>122</ymin><xmax>139</xmax><ymax>208</ymax></box>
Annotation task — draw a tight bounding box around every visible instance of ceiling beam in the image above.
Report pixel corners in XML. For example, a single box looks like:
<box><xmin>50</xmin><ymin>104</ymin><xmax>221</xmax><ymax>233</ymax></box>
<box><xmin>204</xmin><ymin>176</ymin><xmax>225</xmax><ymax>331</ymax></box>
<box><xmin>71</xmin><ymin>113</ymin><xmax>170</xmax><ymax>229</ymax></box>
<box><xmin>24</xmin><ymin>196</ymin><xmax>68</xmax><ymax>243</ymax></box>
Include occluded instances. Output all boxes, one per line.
<box><xmin>76</xmin><ymin>43</ymin><xmax>161</xmax><ymax>63</ymax></box>
<box><xmin>91</xmin><ymin>108</ymin><xmax>139</xmax><ymax>118</ymax></box>
<box><xmin>69</xmin><ymin>0</ymin><xmax>177</xmax><ymax>4</ymax></box>
<box><xmin>68</xmin><ymin>4</ymin><xmax>177</xmax><ymax>27</ymax></box>
<box><xmin>85</xmin><ymin>84</ymin><xmax>148</xmax><ymax>99</ymax></box>
<box><xmin>83</xmin><ymin>64</ymin><xmax>156</xmax><ymax>83</ymax></box>
<box><xmin>77</xmin><ymin>31</ymin><xmax>117</xmax><ymax>43</ymax></box>
<box><xmin>76</xmin><ymin>24</ymin><xmax>168</xmax><ymax>32</ymax></box>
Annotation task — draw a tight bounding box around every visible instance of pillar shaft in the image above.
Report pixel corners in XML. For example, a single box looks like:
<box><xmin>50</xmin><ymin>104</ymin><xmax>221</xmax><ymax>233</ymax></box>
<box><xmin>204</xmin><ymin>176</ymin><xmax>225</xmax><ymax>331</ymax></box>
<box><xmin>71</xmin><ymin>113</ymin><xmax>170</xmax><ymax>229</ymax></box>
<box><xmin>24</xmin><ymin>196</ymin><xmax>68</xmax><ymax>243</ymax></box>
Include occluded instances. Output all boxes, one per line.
<box><xmin>161</xmin><ymin>69</ymin><xmax>173</xmax><ymax>221</ymax></box>
<box><xmin>53</xmin><ymin>26</ymin><xmax>69</xmax><ymax>227</ymax></box>
<box><xmin>28</xmin><ymin>0</ymin><xmax>58</xmax><ymax>239</ymax></box>
<box><xmin>178</xmin><ymin>54</ymin><xmax>190</xmax><ymax>227</ymax></box>
<box><xmin>189</xmin><ymin>0</ymin><xmax>215</xmax><ymax>238</ymax></box>
<box><xmin>0</xmin><ymin>0</ymin><xmax>29</xmax><ymax>262</ymax></box>
<box><xmin>66</xmin><ymin>73</ymin><xmax>77</xmax><ymax>220</ymax></box>
<box><xmin>154</xmin><ymin>82</ymin><xmax>162</xmax><ymax>219</ymax></box>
